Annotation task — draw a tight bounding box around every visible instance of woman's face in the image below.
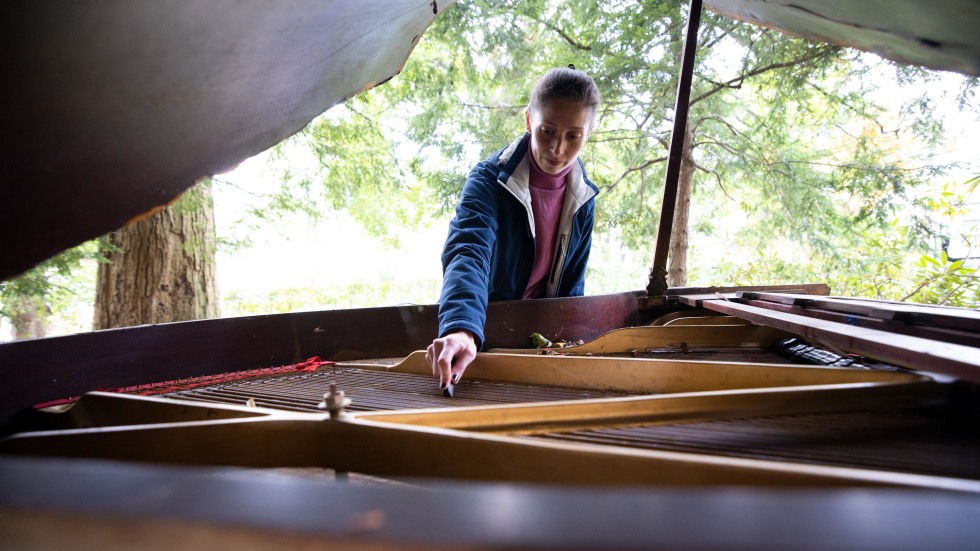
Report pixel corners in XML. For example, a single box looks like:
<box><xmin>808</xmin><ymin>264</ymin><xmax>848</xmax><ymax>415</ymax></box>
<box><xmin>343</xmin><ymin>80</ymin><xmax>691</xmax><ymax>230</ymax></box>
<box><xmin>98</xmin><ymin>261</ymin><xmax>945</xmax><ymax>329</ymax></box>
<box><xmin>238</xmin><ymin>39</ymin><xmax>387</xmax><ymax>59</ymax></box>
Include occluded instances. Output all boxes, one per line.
<box><xmin>525</xmin><ymin>98</ymin><xmax>593</xmax><ymax>174</ymax></box>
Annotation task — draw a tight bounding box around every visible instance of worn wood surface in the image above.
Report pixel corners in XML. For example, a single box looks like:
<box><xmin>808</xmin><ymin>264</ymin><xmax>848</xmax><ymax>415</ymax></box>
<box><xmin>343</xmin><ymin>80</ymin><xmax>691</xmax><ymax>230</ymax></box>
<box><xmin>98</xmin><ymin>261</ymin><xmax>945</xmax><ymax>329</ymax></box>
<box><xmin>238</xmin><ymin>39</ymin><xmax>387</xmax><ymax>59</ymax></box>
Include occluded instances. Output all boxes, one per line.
<box><xmin>677</xmin><ymin>293</ymin><xmax>741</xmax><ymax>308</ymax></box>
<box><xmin>648</xmin><ymin>309</ymin><xmax>723</xmax><ymax>325</ymax></box>
<box><xmin>742</xmin><ymin>292</ymin><xmax>980</xmax><ymax>333</ymax></box>
<box><xmin>743</xmin><ymin>299</ymin><xmax>980</xmax><ymax>349</ymax></box>
<box><xmin>662</xmin><ymin>315</ymin><xmax>750</xmax><ymax>326</ymax></box>
<box><xmin>672</xmin><ymin>283</ymin><xmax>831</xmax><ymax>296</ymax></box>
<box><xmin>5</xmin><ymin>457</ymin><xmax>980</xmax><ymax>551</ymax></box>
<box><xmin>3</xmin><ymin>393</ymin><xmax>973</xmax><ymax>491</ymax></box>
<box><xmin>361</xmin><ymin>380</ymin><xmax>942</xmax><ymax>434</ymax></box>
<box><xmin>353</xmin><ymin>350</ymin><xmax>925</xmax><ymax>394</ymax></box>
<box><xmin>700</xmin><ymin>299</ymin><xmax>980</xmax><ymax>383</ymax></box>
<box><xmin>639</xmin><ymin>283</ymin><xmax>830</xmax><ymax>310</ymax></box>
<box><xmin>489</xmin><ymin>324</ymin><xmax>789</xmax><ymax>356</ymax></box>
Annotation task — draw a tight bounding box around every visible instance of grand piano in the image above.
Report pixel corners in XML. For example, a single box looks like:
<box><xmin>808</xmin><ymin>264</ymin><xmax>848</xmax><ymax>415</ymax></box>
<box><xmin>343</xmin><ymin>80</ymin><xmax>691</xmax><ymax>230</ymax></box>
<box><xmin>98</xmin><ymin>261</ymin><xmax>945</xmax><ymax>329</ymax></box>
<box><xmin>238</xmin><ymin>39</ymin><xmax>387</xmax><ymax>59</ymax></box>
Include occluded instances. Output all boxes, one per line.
<box><xmin>2</xmin><ymin>1</ymin><xmax>979</xmax><ymax>549</ymax></box>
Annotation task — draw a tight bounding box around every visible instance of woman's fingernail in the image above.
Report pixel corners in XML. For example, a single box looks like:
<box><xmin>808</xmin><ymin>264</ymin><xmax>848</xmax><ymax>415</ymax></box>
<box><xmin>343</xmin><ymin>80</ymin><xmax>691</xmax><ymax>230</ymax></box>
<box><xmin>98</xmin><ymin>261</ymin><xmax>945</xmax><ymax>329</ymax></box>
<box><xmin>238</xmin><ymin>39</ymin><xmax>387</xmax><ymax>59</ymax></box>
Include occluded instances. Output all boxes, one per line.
<box><xmin>451</xmin><ymin>374</ymin><xmax>460</xmax><ymax>384</ymax></box>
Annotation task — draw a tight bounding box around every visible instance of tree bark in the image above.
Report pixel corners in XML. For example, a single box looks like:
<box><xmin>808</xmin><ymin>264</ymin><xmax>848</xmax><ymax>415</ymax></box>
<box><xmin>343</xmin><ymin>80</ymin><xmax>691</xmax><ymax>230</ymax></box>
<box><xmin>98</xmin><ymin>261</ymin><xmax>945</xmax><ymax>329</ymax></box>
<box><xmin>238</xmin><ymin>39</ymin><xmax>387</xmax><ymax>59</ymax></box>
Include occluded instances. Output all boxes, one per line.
<box><xmin>11</xmin><ymin>296</ymin><xmax>48</xmax><ymax>339</ymax></box>
<box><xmin>93</xmin><ymin>180</ymin><xmax>219</xmax><ymax>330</ymax></box>
<box><xmin>667</xmin><ymin>123</ymin><xmax>695</xmax><ymax>287</ymax></box>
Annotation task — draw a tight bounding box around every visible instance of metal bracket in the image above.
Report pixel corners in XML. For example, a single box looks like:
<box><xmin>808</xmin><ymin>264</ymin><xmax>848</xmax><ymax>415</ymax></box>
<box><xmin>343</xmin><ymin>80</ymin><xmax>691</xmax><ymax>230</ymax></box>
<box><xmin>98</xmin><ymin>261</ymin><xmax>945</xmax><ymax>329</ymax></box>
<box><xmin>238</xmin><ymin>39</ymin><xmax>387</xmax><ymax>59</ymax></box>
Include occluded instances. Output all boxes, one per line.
<box><xmin>317</xmin><ymin>383</ymin><xmax>352</xmax><ymax>420</ymax></box>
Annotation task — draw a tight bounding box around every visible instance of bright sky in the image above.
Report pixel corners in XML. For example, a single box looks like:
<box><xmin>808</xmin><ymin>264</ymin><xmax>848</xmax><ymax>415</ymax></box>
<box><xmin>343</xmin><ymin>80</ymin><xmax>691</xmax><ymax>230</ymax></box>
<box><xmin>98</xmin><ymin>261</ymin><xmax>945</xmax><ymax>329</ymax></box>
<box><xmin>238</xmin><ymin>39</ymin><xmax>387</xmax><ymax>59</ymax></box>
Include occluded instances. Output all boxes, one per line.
<box><xmin>213</xmin><ymin>152</ymin><xmax>448</xmax><ymax>295</ymax></box>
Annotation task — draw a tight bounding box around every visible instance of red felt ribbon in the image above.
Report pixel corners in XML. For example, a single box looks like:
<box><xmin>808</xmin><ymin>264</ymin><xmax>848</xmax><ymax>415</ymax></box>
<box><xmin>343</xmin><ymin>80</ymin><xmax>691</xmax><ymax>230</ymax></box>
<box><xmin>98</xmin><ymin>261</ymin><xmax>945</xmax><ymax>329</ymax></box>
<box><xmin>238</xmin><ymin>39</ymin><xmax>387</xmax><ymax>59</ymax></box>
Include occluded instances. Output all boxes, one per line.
<box><xmin>32</xmin><ymin>356</ymin><xmax>337</xmax><ymax>409</ymax></box>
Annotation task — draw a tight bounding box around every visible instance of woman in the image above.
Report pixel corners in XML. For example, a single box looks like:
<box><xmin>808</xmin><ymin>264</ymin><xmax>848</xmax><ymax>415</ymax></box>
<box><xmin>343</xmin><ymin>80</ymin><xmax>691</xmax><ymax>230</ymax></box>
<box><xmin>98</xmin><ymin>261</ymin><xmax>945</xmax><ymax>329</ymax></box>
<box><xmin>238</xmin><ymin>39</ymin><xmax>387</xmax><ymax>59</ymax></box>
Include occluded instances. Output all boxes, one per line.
<box><xmin>427</xmin><ymin>66</ymin><xmax>601</xmax><ymax>391</ymax></box>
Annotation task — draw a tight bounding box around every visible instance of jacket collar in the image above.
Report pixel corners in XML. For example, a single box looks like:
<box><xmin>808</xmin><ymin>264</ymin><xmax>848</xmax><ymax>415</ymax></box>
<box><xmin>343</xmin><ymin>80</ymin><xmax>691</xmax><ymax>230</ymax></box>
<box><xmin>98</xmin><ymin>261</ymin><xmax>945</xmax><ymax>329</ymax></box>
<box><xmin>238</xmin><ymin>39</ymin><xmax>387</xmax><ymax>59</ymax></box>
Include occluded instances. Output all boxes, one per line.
<box><xmin>497</xmin><ymin>134</ymin><xmax>598</xmax><ymax>213</ymax></box>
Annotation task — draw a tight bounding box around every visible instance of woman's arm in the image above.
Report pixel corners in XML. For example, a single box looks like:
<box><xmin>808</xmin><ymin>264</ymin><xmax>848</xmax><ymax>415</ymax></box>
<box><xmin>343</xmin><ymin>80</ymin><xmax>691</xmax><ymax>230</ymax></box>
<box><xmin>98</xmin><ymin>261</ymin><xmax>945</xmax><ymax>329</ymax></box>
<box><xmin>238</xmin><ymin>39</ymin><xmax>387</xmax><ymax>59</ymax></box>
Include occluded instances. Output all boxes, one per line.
<box><xmin>430</xmin><ymin>162</ymin><xmax>500</xmax><ymax>385</ymax></box>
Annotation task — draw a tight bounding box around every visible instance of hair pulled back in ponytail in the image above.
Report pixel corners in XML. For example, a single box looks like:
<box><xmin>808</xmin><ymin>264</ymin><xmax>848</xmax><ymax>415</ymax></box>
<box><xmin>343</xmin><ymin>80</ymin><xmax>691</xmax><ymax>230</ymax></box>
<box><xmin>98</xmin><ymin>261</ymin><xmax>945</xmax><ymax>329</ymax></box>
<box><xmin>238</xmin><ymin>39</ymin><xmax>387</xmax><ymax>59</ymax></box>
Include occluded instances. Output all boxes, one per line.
<box><xmin>528</xmin><ymin>66</ymin><xmax>601</xmax><ymax>125</ymax></box>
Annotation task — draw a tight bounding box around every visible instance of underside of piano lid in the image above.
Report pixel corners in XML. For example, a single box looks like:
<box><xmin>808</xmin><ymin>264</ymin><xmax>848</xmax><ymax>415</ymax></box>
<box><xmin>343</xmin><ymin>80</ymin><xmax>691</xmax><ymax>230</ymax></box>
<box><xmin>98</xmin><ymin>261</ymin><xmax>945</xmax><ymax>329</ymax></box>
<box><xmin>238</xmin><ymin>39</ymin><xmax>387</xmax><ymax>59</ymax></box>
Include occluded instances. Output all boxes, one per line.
<box><xmin>0</xmin><ymin>0</ymin><xmax>457</xmax><ymax>280</ymax></box>
<box><xmin>705</xmin><ymin>0</ymin><xmax>980</xmax><ymax>76</ymax></box>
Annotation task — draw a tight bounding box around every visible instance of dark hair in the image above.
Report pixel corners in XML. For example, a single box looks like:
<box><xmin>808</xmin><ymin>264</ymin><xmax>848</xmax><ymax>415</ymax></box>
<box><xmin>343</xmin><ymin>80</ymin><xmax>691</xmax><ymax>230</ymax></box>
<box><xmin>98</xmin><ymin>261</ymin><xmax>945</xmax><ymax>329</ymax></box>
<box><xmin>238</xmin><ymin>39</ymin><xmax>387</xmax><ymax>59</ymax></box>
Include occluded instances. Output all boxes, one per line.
<box><xmin>528</xmin><ymin>66</ymin><xmax>601</xmax><ymax>124</ymax></box>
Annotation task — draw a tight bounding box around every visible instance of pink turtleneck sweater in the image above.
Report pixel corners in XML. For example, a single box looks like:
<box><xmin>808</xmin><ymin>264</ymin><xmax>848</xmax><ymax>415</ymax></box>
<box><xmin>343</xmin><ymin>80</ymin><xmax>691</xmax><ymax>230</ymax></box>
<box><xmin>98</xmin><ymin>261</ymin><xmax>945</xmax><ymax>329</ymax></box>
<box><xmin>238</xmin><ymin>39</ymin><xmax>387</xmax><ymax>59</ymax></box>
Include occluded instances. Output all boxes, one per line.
<box><xmin>522</xmin><ymin>153</ymin><xmax>572</xmax><ymax>299</ymax></box>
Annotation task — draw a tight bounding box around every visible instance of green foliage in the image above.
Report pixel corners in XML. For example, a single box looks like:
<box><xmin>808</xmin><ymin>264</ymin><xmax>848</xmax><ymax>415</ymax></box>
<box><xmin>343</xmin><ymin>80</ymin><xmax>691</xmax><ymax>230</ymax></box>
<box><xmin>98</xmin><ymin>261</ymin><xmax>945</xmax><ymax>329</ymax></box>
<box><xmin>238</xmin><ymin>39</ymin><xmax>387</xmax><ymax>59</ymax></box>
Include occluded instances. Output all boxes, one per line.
<box><xmin>222</xmin><ymin>278</ymin><xmax>442</xmax><ymax>316</ymax></box>
<box><xmin>0</xmin><ymin>240</ymin><xmax>102</xmax><ymax>337</ymax></box>
<box><xmin>254</xmin><ymin>85</ymin><xmax>439</xmax><ymax>247</ymax></box>
<box><xmin>714</xmin><ymin>177</ymin><xmax>980</xmax><ymax>307</ymax></box>
<box><xmin>168</xmin><ymin>178</ymin><xmax>214</xmax><ymax>217</ymax></box>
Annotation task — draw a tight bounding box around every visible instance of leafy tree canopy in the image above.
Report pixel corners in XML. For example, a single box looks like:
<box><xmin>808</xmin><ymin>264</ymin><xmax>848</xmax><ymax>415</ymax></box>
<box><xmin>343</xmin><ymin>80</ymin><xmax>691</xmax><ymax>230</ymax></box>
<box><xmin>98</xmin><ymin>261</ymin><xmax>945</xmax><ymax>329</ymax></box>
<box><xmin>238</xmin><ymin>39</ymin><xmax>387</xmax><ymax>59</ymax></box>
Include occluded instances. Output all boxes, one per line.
<box><xmin>0</xmin><ymin>240</ymin><xmax>101</xmax><ymax>338</ymax></box>
<box><xmin>337</xmin><ymin>0</ymin><xmax>977</xmax><ymax>302</ymax></box>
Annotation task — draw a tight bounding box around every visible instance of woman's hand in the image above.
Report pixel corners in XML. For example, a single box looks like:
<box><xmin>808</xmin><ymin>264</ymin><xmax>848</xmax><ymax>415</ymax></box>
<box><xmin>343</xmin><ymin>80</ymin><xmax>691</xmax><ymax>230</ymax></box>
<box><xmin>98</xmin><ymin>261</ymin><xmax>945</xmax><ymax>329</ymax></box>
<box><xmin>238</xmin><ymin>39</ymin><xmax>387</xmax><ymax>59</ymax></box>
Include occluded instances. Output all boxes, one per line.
<box><xmin>426</xmin><ymin>330</ymin><xmax>477</xmax><ymax>389</ymax></box>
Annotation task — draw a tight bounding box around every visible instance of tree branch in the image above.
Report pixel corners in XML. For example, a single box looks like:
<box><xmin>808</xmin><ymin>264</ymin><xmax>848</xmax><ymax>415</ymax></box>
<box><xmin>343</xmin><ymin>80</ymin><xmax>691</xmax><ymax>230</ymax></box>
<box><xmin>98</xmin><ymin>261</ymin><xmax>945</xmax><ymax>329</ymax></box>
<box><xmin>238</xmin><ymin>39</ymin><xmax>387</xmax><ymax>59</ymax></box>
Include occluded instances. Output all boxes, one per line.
<box><xmin>649</xmin><ymin>132</ymin><xmax>670</xmax><ymax>150</ymax></box>
<box><xmin>589</xmin><ymin>135</ymin><xmax>644</xmax><ymax>144</ymax></box>
<box><xmin>767</xmin><ymin>159</ymin><xmax>936</xmax><ymax>173</ymax></box>
<box><xmin>694</xmin><ymin>162</ymin><xmax>733</xmax><ymax>200</ymax></box>
<box><xmin>605</xmin><ymin>157</ymin><xmax>668</xmax><ymax>191</ymax></box>
<box><xmin>690</xmin><ymin>47</ymin><xmax>835</xmax><ymax>107</ymax></box>
<box><xmin>459</xmin><ymin>101</ymin><xmax>525</xmax><ymax>111</ymax></box>
<box><xmin>211</xmin><ymin>177</ymin><xmax>269</xmax><ymax>198</ymax></box>
<box><xmin>696</xmin><ymin>138</ymin><xmax>740</xmax><ymax>157</ymax></box>
<box><xmin>693</xmin><ymin>114</ymin><xmax>741</xmax><ymax>137</ymax></box>
<box><xmin>900</xmin><ymin>275</ymin><xmax>937</xmax><ymax>302</ymax></box>
<box><xmin>700</xmin><ymin>27</ymin><xmax>733</xmax><ymax>52</ymax></box>
<box><xmin>533</xmin><ymin>17</ymin><xmax>592</xmax><ymax>51</ymax></box>
<box><xmin>589</xmin><ymin>130</ymin><xmax>670</xmax><ymax>150</ymax></box>
<box><xmin>809</xmin><ymin>82</ymin><xmax>894</xmax><ymax>136</ymax></box>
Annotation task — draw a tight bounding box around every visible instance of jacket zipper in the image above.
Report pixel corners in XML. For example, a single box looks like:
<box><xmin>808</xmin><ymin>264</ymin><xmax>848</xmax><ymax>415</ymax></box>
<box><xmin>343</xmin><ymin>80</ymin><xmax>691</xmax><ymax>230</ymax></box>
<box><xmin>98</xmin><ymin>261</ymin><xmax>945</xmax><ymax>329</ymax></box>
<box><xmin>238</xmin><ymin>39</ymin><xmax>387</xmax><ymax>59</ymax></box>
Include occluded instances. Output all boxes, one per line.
<box><xmin>499</xmin><ymin>178</ymin><xmax>535</xmax><ymax>239</ymax></box>
<box><xmin>549</xmin><ymin>234</ymin><xmax>567</xmax><ymax>286</ymax></box>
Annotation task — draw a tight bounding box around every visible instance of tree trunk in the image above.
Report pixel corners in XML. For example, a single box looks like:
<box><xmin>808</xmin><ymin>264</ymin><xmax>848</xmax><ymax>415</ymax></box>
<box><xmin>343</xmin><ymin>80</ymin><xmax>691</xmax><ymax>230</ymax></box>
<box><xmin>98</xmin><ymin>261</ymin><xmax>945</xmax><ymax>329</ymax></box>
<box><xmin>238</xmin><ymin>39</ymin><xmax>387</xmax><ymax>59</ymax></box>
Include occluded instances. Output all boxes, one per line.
<box><xmin>667</xmin><ymin>124</ymin><xmax>695</xmax><ymax>287</ymax></box>
<box><xmin>93</xmin><ymin>180</ymin><xmax>219</xmax><ymax>329</ymax></box>
<box><xmin>660</xmin><ymin>6</ymin><xmax>694</xmax><ymax>289</ymax></box>
<box><xmin>11</xmin><ymin>296</ymin><xmax>48</xmax><ymax>339</ymax></box>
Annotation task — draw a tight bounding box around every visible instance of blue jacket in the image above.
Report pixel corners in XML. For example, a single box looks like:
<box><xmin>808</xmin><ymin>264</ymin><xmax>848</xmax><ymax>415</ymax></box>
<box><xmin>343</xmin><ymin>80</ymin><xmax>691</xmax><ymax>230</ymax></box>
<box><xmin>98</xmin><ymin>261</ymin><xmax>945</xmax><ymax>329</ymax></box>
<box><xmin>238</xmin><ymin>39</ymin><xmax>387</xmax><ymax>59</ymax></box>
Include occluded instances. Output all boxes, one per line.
<box><xmin>437</xmin><ymin>134</ymin><xmax>599</xmax><ymax>347</ymax></box>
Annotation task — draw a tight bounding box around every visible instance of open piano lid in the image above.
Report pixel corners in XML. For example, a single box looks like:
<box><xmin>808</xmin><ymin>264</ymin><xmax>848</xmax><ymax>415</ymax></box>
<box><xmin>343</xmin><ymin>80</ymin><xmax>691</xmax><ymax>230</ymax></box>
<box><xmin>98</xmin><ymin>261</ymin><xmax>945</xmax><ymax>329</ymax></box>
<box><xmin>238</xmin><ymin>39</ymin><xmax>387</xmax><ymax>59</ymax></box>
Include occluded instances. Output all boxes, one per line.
<box><xmin>0</xmin><ymin>0</ymin><xmax>454</xmax><ymax>280</ymax></box>
<box><xmin>705</xmin><ymin>0</ymin><xmax>980</xmax><ymax>76</ymax></box>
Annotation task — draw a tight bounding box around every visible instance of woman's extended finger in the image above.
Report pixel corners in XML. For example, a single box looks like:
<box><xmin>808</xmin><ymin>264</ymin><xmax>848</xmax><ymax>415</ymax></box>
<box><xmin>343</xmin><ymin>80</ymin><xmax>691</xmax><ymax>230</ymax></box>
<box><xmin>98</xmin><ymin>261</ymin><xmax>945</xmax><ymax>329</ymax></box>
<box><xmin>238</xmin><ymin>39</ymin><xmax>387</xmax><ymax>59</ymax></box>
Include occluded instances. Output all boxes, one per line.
<box><xmin>436</xmin><ymin>345</ymin><xmax>456</xmax><ymax>387</ymax></box>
